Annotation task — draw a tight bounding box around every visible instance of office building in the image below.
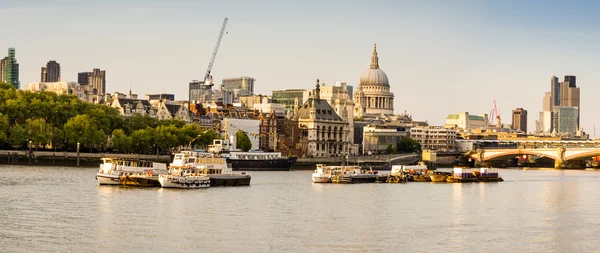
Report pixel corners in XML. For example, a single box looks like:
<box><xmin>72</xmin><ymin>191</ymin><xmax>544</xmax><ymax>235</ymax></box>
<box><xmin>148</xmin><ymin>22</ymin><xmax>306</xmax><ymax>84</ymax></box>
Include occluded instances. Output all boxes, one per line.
<box><xmin>146</xmin><ymin>93</ymin><xmax>175</xmax><ymax>101</ymax></box>
<box><xmin>41</xmin><ymin>61</ymin><xmax>60</xmax><ymax>82</ymax></box>
<box><xmin>511</xmin><ymin>108</ymin><xmax>527</xmax><ymax>133</ymax></box>
<box><xmin>272</xmin><ymin>89</ymin><xmax>310</xmax><ymax>111</ymax></box>
<box><xmin>445</xmin><ymin>112</ymin><xmax>488</xmax><ymax>131</ymax></box>
<box><xmin>222</xmin><ymin>76</ymin><xmax>255</xmax><ymax>93</ymax></box>
<box><xmin>410</xmin><ymin>126</ymin><xmax>457</xmax><ymax>151</ymax></box>
<box><xmin>0</xmin><ymin>48</ymin><xmax>19</xmax><ymax>89</ymax></box>
<box><xmin>554</xmin><ymin>106</ymin><xmax>579</xmax><ymax>134</ymax></box>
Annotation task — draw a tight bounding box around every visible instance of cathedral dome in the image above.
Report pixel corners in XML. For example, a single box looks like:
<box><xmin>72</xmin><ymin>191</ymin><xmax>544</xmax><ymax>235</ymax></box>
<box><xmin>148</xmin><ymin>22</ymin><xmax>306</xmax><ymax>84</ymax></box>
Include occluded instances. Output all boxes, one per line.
<box><xmin>358</xmin><ymin>44</ymin><xmax>389</xmax><ymax>87</ymax></box>
<box><xmin>359</xmin><ymin>68</ymin><xmax>389</xmax><ymax>87</ymax></box>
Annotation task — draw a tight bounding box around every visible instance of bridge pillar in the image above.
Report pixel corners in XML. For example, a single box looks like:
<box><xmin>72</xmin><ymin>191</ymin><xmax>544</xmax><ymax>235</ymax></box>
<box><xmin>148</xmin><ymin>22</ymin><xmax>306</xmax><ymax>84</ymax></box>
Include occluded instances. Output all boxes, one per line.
<box><xmin>555</xmin><ymin>159</ymin><xmax>586</xmax><ymax>169</ymax></box>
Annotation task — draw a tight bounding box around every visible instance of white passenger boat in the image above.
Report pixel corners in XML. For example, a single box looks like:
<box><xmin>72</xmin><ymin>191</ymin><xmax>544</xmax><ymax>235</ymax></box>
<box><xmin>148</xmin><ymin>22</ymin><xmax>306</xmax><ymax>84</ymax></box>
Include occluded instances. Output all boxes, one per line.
<box><xmin>170</xmin><ymin>152</ymin><xmax>251</xmax><ymax>186</ymax></box>
<box><xmin>158</xmin><ymin>166</ymin><xmax>210</xmax><ymax>188</ymax></box>
<box><xmin>96</xmin><ymin>158</ymin><xmax>167</xmax><ymax>185</ymax></box>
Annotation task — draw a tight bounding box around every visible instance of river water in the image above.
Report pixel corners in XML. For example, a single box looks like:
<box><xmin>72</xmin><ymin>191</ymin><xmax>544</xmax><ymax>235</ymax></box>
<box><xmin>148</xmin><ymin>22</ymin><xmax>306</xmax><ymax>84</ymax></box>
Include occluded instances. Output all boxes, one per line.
<box><xmin>1</xmin><ymin>166</ymin><xmax>599</xmax><ymax>253</ymax></box>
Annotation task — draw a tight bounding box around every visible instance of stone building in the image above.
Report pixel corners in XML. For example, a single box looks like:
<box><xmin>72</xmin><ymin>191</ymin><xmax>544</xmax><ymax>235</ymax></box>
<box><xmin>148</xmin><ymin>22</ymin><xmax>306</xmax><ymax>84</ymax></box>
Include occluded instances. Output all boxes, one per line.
<box><xmin>289</xmin><ymin>79</ymin><xmax>356</xmax><ymax>158</ymax></box>
<box><xmin>156</xmin><ymin>100</ymin><xmax>192</xmax><ymax>122</ymax></box>
<box><xmin>353</xmin><ymin>44</ymin><xmax>394</xmax><ymax>117</ymax></box>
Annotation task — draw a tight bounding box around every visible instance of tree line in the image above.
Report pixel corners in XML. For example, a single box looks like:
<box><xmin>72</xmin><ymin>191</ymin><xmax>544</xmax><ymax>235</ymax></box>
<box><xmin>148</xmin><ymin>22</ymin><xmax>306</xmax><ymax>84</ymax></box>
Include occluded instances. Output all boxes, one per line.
<box><xmin>0</xmin><ymin>83</ymin><xmax>220</xmax><ymax>154</ymax></box>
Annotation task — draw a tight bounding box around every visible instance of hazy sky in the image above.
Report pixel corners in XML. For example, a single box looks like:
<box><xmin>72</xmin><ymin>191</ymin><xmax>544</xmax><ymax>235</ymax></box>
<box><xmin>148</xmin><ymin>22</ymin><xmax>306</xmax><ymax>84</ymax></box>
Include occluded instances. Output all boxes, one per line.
<box><xmin>2</xmin><ymin>0</ymin><xmax>600</xmax><ymax>135</ymax></box>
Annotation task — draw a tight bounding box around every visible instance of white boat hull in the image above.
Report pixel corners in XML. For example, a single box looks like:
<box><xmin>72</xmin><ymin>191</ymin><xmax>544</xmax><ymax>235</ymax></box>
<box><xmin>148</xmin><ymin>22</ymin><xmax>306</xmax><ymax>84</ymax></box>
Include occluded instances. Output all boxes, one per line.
<box><xmin>96</xmin><ymin>173</ymin><xmax>121</xmax><ymax>185</ymax></box>
<box><xmin>312</xmin><ymin>174</ymin><xmax>331</xmax><ymax>183</ymax></box>
<box><xmin>158</xmin><ymin>175</ymin><xmax>210</xmax><ymax>188</ymax></box>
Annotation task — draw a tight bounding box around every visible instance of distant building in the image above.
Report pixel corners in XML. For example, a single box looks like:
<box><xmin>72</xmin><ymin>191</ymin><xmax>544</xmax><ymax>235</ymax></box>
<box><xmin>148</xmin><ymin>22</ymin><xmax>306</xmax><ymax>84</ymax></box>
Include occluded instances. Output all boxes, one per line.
<box><xmin>78</xmin><ymin>69</ymin><xmax>106</xmax><ymax>94</ymax></box>
<box><xmin>109</xmin><ymin>94</ymin><xmax>154</xmax><ymax>117</ymax></box>
<box><xmin>410</xmin><ymin>126</ymin><xmax>457</xmax><ymax>151</ymax></box>
<box><xmin>155</xmin><ymin>100</ymin><xmax>191</xmax><ymax>122</ymax></box>
<box><xmin>189</xmin><ymin>80</ymin><xmax>213</xmax><ymax>104</ymax></box>
<box><xmin>78</xmin><ymin>72</ymin><xmax>91</xmax><ymax>86</ymax></box>
<box><xmin>222</xmin><ymin>77</ymin><xmax>255</xmax><ymax>93</ymax></box>
<box><xmin>537</xmin><ymin>75</ymin><xmax>581</xmax><ymax>134</ymax></box>
<box><xmin>27</xmin><ymin>81</ymin><xmax>74</xmax><ymax>95</ymax></box>
<box><xmin>272</xmin><ymin>89</ymin><xmax>310</xmax><ymax>111</ymax></box>
<box><xmin>445</xmin><ymin>112</ymin><xmax>488</xmax><ymax>131</ymax></box>
<box><xmin>0</xmin><ymin>48</ymin><xmax>19</xmax><ymax>89</ymax></box>
<box><xmin>511</xmin><ymin>108</ymin><xmax>528</xmax><ymax>133</ymax></box>
<box><xmin>146</xmin><ymin>93</ymin><xmax>175</xmax><ymax>101</ymax></box>
<box><xmin>41</xmin><ymin>61</ymin><xmax>60</xmax><ymax>82</ymax></box>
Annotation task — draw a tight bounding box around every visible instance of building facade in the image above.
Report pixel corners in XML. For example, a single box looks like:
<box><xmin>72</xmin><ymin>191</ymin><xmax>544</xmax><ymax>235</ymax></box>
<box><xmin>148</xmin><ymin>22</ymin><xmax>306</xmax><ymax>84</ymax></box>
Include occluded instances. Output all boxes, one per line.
<box><xmin>222</xmin><ymin>76</ymin><xmax>255</xmax><ymax>93</ymax></box>
<box><xmin>511</xmin><ymin>108</ymin><xmax>527</xmax><ymax>133</ymax></box>
<box><xmin>0</xmin><ymin>48</ymin><xmax>19</xmax><ymax>89</ymax></box>
<box><xmin>146</xmin><ymin>93</ymin><xmax>175</xmax><ymax>101</ymax></box>
<box><xmin>362</xmin><ymin>125</ymin><xmax>410</xmax><ymax>154</ymax></box>
<box><xmin>41</xmin><ymin>61</ymin><xmax>60</xmax><ymax>82</ymax></box>
<box><xmin>554</xmin><ymin>106</ymin><xmax>579</xmax><ymax>135</ymax></box>
<box><xmin>353</xmin><ymin>44</ymin><xmax>394</xmax><ymax>117</ymax></box>
<box><xmin>536</xmin><ymin>75</ymin><xmax>581</xmax><ymax>134</ymax></box>
<box><xmin>409</xmin><ymin>126</ymin><xmax>457</xmax><ymax>151</ymax></box>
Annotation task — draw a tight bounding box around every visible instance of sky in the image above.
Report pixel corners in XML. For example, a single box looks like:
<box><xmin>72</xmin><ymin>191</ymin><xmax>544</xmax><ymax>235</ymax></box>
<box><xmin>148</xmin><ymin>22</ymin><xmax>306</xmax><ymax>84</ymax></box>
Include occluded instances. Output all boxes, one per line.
<box><xmin>2</xmin><ymin>0</ymin><xmax>600</xmax><ymax>136</ymax></box>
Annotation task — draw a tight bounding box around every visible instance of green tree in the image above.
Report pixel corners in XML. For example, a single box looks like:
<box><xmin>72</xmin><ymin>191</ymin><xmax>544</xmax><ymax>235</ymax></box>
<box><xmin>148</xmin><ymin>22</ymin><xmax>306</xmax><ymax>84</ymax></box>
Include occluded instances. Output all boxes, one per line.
<box><xmin>198</xmin><ymin>130</ymin><xmax>220</xmax><ymax>149</ymax></box>
<box><xmin>155</xmin><ymin>125</ymin><xmax>180</xmax><ymax>153</ymax></box>
<box><xmin>63</xmin><ymin>114</ymin><xmax>106</xmax><ymax>149</ymax></box>
<box><xmin>111</xmin><ymin>129</ymin><xmax>132</xmax><ymax>153</ymax></box>
<box><xmin>396</xmin><ymin>136</ymin><xmax>422</xmax><ymax>153</ymax></box>
<box><xmin>386</xmin><ymin>144</ymin><xmax>395</xmax><ymax>154</ymax></box>
<box><xmin>0</xmin><ymin>113</ymin><xmax>9</xmax><ymax>144</ymax></box>
<box><xmin>24</xmin><ymin>118</ymin><xmax>52</xmax><ymax>149</ymax></box>
<box><xmin>8</xmin><ymin>124</ymin><xmax>27</xmax><ymax>149</ymax></box>
<box><xmin>50</xmin><ymin>127</ymin><xmax>65</xmax><ymax>150</ymax></box>
<box><xmin>236</xmin><ymin>130</ymin><xmax>252</xmax><ymax>152</ymax></box>
<box><xmin>130</xmin><ymin>127</ymin><xmax>155</xmax><ymax>154</ymax></box>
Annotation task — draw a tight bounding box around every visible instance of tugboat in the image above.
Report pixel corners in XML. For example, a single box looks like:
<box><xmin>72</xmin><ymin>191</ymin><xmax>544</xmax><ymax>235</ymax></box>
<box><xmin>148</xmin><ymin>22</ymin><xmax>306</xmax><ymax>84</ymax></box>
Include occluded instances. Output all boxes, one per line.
<box><xmin>208</xmin><ymin>139</ymin><xmax>296</xmax><ymax>171</ymax></box>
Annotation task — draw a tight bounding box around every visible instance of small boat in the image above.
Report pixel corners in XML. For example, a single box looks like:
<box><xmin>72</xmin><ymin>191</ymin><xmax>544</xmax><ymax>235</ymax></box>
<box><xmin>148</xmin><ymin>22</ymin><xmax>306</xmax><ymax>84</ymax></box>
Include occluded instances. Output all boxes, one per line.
<box><xmin>158</xmin><ymin>167</ymin><xmax>210</xmax><ymax>189</ymax></box>
<box><xmin>120</xmin><ymin>169</ymin><xmax>164</xmax><ymax>187</ymax></box>
<box><xmin>429</xmin><ymin>172</ymin><xmax>450</xmax><ymax>182</ymax></box>
<box><xmin>391</xmin><ymin>164</ymin><xmax>429</xmax><ymax>182</ymax></box>
<box><xmin>96</xmin><ymin>158</ymin><xmax>167</xmax><ymax>185</ymax></box>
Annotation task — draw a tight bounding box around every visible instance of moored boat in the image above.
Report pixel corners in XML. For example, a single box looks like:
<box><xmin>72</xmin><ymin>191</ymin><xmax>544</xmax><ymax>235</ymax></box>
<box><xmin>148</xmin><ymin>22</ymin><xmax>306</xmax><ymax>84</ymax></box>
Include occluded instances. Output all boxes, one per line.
<box><xmin>328</xmin><ymin>166</ymin><xmax>377</xmax><ymax>184</ymax></box>
<box><xmin>97</xmin><ymin>158</ymin><xmax>167</xmax><ymax>186</ymax></box>
<box><xmin>158</xmin><ymin>167</ymin><xmax>210</xmax><ymax>189</ymax></box>
<box><xmin>429</xmin><ymin>172</ymin><xmax>450</xmax><ymax>182</ymax></box>
<box><xmin>170</xmin><ymin>152</ymin><xmax>251</xmax><ymax>186</ymax></box>
<box><xmin>312</xmin><ymin>164</ymin><xmax>332</xmax><ymax>183</ymax></box>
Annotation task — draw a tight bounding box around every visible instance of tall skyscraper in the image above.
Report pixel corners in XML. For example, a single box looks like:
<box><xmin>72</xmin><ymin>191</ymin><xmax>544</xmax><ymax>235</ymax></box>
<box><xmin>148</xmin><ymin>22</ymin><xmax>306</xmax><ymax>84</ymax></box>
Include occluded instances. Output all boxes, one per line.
<box><xmin>1</xmin><ymin>48</ymin><xmax>19</xmax><ymax>89</ymax></box>
<box><xmin>539</xmin><ymin>75</ymin><xmax>581</xmax><ymax>135</ymax></box>
<box><xmin>222</xmin><ymin>77</ymin><xmax>255</xmax><ymax>93</ymax></box>
<box><xmin>550</xmin><ymin>76</ymin><xmax>559</xmax><ymax>108</ymax></box>
<box><xmin>41</xmin><ymin>61</ymin><xmax>61</xmax><ymax>82</ymax></box>
<box><xmin>512</xmin><ymin>108</ymin><xmax>528</xmax><ymax>133</ymax></box>
<box><xmin>78</xmin><ymin>72</ymin><xmax>92</xmax><ymax>86</ymax></box>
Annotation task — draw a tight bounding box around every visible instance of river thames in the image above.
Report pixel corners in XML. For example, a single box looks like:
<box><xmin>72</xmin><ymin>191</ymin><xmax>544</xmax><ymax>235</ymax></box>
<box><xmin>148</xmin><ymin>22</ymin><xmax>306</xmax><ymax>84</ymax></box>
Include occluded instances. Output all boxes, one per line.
<box><xmin>1</xmin><ymin>166</ymin><xmax>599</xmax><ymax>253</ymax></box>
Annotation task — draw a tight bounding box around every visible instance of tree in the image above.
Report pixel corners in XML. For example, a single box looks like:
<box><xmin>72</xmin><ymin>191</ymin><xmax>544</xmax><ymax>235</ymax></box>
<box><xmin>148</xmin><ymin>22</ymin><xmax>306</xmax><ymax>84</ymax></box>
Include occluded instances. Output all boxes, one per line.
<box><xmin>396</xmin><ymin>136</ymin><xmax>421</xmax><ymax>153</ymax></box>
<box><xmin>111</xmin><ymin>129</ymin><xmax>132</xmax><ymax>153</ymax></box>
<box><xmin>8</xmin><ymin>124</ymin><xmax>27</xmax><ymax>149</ymax></box>
<box><xmin>236</xmin><ymin>130</ymin><xmax>252</xmax><ymax>152</ymax></box>
<box><xmin>198</xmin><ymin>130</ymin><xmax>220</xmax><ymax>149</ymax></box>
<box><xmin>24</xmin><ymin>118</ymin><xmax>52</xmax><ymax>149</ymax></box>
<box><xmin>130</xmin><ymin>127</ymin><xmax>155</xmax><ymax>154</ymax></box>
<box><xmin>386</xmin><ymin>144</ymin><xmax>395</xmax><ymax>154</ymax></box>
<box><xmin>0</xmin><ymin>113</ymin><xmax>9</xmax><ymax>144</ymax></box>
<box><xmin>63</xmin><ymin>114</ymin><xmax>106</xmax><ymax>149</ymax></box>
<box><xmin>154</xmin><ymin>125</ymin><xmax>179</xmax><ymax>153</ymax></box>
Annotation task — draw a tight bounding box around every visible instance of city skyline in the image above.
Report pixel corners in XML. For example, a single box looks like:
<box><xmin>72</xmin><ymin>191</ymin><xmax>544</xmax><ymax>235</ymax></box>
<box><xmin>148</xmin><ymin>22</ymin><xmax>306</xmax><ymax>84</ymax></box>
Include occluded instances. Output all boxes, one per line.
<box><xmin>2</xmin><ymin>1</ymin><xmax>600</xmax><ymax>135</ymax></box>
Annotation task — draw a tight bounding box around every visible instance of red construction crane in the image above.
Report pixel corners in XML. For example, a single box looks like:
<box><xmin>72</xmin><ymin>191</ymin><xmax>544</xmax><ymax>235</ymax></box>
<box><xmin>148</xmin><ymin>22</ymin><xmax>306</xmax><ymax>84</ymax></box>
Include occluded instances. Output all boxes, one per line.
<box><xmin>489</xmin><ymin>100</ymin><xmax>502</xmax><ymax>128</ymax></box>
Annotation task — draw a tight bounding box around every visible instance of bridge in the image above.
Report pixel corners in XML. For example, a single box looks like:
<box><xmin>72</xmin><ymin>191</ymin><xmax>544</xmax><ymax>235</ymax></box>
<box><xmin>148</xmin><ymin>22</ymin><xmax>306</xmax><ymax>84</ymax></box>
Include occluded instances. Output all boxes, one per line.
<box><xmin>459</xmin><ymin>140</ymin><xmax>600</xmax><ymax>169</ymax></box>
